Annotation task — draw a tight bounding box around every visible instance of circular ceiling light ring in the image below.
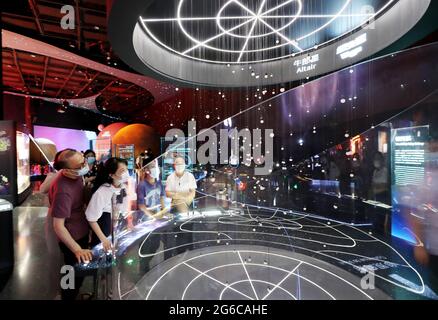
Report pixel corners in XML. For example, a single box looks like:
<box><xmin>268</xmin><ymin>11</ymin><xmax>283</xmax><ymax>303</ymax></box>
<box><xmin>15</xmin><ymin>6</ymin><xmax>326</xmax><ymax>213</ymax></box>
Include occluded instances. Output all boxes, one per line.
<box><xmin>142</xmin><ymin>0</ymin><xmax>396</xmax><ymax>64</ymax></box>
<box><xmin>214</xmin><ymin>0</ymin><xmax>303</xmax><ymax>40</ymax></box>
<box><xmin>110</xmin><ymin>0</ymin><xmax>431</xmax><ymax>87</ymax></box>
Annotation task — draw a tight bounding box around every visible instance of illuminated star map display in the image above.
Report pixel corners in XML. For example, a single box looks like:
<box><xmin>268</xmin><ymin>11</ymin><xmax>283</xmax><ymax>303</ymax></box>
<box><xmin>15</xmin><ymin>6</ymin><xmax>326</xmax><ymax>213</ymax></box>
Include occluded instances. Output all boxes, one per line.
<box><xmin>139</xmin><ymin>0</ymin><xmax>397</xmax><ymax>64</ymax></box>
<box><xmin>109</xmin><ymin>0</ymin><xmax>430</xmax><ymax>86</ymax></box>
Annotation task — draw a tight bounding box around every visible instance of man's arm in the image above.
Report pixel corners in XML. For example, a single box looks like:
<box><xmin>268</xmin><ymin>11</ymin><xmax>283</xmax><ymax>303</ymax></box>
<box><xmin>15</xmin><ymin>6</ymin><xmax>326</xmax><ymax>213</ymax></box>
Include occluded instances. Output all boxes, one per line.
<box><xmin>52</xmin><ymin>190</ymin><xmax>92</xmax><ymax>263</ymax></box>
<box><xmin>53</xmin><ymin>218</ymin><xmax>92</xmax><ymax>263</ymax></box>
<box><xmin>186</xmin><ymin>174</ymin><xmax>197</xmax><ymax>204</ymax></box>
<box><xmin>168</xmin><ymin>190</ymin><xmax>195</xmax><ymax>212</ymax></box>
<box><xmin>160</xmin><ymin>196</ymin><xmax>165</xmax><ymax>211</ymax></box>
<box><xmin>155</xmin><ymin>196</ymin><xmax>169</xmax><ymax>217</ymax></box>
<box><xmin>166</xmin><ymin>190</ymin><xmax>193</xmax><ymax>199</ymax></box>
<box><xmin>136</xmin><ymin>182</ymin><xmax>156</xmax><ymax>218</ymax></box>
<box><xmin>165</xmin><ymin>190</ymin><xmax>179</xmax><ymax>199</ymax></box>
<box><xmin>88</xmin><ymin>221</ymin><xmax>112</xmax><ymax>251</ymax></box>
<box><xmin>185</xmin><ymin>189</ymin><xmax>196</xmax><ymax>204</ymax></box>
<box><xmin>39</xmin><ymin>172</ymin><xmax>57</xmax><ymax>194</ymax></box>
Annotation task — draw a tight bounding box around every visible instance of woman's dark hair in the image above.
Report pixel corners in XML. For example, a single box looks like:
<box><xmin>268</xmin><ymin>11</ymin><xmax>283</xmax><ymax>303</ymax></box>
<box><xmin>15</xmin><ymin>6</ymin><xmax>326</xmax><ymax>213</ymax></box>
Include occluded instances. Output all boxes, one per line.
<box><xmin>84</xmin><ymin>149</ymin><xmax>96</xmax><ymax>158</ymax></box>
<box><xmin>53</xmin><ymin>148</ymin><xmax>76</xmax><ymax>171</ymax></box>
<box><xmin>92</xmin><ymin>157</ymin><xmax>128</xmax><ymax>193</ymax></box>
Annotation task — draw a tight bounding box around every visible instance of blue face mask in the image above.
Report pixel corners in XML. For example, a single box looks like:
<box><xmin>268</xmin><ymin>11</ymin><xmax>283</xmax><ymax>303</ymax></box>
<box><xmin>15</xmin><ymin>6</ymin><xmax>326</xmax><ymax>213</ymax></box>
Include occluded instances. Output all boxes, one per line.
<box><xmin>75</xmin><ymin>165</ymin><xmax>90</xmax><ymax>177</ymax></box>
<box><xmin>87</xmin><ymin>157</ymin><xmax>96</xmax><ymax>165</ymax></box>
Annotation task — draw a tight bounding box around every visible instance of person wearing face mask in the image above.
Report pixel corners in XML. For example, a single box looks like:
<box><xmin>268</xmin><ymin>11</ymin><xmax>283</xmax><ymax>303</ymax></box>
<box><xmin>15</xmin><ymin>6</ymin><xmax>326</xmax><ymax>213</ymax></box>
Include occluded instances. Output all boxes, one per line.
<box><xmin>82</xmin><ymin>150</ymin><xmax>99</xmax><ymax>205</ymax></box>
<box><xmin>41</xmin><ymin>148</ymin><xmax>78</xmax><ymax>299</ymax></box>
<box><xmin>165</xmin><ymin>156</ymin><xmax>197</xmax><ymax>214</ymax></box>
<box><xmin>83</xmin><ymin>150</ymin><xmax>98</xmax><ymax>186</ymax></box>
<box><xmin>49</xmin><ymin>149</ymin><xmax>92</xmax><ymax>300</ymax></box>
<box><xmin>40</xmin><ymin>149</ymin><xmax>77</xmax><ymax>194</ymax></box>
<box><xmin>136</xmin><ymin>160</ymin><xmax>167</xmax><ymax>221</ymax></box>
<box><xmin>85</xmin><ymin>157</ymin><xmax>130</xmax><ymax>251</ymax></box>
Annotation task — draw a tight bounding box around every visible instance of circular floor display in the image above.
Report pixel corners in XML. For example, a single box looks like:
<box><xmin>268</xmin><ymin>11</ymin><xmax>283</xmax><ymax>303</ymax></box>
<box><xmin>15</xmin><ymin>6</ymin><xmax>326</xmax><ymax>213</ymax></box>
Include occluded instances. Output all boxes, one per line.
<box><xmin>124</xmin><ymin>245</ymin><xmax>390</xmax><ymax>300</ymax></box>
<box><xmin>109</xmin><ymin>0</ymin><xmax>430</xmax><ymax>86</ymax></box>
<box><xmin>113</xmin><ymin>207</ymin><xmax>431</xmax><ymax>300</ymax></box>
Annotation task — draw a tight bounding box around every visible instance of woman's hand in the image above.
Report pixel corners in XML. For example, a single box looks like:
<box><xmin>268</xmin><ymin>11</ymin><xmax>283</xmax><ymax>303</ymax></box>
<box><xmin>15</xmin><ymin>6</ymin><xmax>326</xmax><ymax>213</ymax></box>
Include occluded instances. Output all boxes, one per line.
<box><xmin>101</xmin><ymin>238</ymin><xmax>113</xmax><ymax>252</ymax></box>
<box><xmin>85</xmin><ymin>176</ymin><xmax>96</xmax><ymax>184</ymax></box>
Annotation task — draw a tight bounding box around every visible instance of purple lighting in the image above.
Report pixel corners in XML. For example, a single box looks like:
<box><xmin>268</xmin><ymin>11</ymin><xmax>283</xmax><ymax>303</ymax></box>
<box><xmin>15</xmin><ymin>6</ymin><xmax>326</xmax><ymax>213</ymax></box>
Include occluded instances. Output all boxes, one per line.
<box><xmin>34</xmin><ymin>125</ymin><xmax>97</xmax><ymax>152</ymax></box>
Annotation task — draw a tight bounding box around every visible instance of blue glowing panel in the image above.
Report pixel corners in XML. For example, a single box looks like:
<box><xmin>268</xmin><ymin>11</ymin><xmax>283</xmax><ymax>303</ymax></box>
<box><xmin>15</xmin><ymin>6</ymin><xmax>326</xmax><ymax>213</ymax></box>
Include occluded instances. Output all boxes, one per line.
<box><xmin>391</xmin><ymin>126</ymin><xmax>429</xmax><ymax>244</ymax></box>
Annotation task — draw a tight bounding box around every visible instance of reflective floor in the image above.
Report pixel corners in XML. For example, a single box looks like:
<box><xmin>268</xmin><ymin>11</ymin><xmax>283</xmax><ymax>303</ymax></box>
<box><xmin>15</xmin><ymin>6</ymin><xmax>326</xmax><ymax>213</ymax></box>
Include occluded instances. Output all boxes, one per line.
<box><xmin>0</xmin><ymin>193</ymin><xmax>59</xmax><ymax>300</ymax></box>
<box><xmin>127</xmin><ymin>245</ymin><xmax>390</xmax><ymax>300</ymax></box>
<box><xmin>0</xmin><ymin>193</ymin><xmax>94</xmax><ymax>300</ymax></box>
<box><xmin>113</xmin><ymin>207</ymin><xmax>438</xmax><ymax>300</ymax></box>
<box><xmin>1</xmin><ymin>192</ymin><xmax>438</xmax><ymax>300</ymax></box>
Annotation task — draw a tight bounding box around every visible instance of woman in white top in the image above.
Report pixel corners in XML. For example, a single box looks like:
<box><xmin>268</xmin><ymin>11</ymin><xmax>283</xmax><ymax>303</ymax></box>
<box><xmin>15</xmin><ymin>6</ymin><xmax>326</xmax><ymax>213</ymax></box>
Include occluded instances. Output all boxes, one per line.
<box><xmin>85</xmin><ymin>157</ymin><xmax>129</xmax><ymax>252</ymax></box>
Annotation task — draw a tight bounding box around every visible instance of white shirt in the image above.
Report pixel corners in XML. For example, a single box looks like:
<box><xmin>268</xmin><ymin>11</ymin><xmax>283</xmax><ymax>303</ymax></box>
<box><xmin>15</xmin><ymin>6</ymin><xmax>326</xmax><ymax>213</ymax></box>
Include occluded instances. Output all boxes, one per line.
<box><xmin>85</xmin><ymin>183</ymin><xmax>129</xmax><ymax>222</ymax></box>
<box><xmin>165</xmin><ymin>171</ymin><xmax>197</xmax><ymax>194</ymax></box>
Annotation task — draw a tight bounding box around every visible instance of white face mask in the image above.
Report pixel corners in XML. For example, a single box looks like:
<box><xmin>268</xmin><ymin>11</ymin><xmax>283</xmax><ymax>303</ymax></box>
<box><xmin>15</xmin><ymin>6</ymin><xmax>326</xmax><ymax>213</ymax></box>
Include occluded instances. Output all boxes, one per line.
<box><xmin>113</xmin><ymin>171</ymin><xmax>129</xmax><ymax>185</ymax></box>
<box><xmin>175</xmin><ymin>164</ymin><xmax>185</xmax><ymax>174</ymax></box>
<box><xmin>120</xmin><ymin>171</ymin><xmax>130</xmax><ymax>183</ymax></box>
<box><xmin>75</xmin><ymin>165</ymin><xmax>89</xmax><ymax>177</ymax></box>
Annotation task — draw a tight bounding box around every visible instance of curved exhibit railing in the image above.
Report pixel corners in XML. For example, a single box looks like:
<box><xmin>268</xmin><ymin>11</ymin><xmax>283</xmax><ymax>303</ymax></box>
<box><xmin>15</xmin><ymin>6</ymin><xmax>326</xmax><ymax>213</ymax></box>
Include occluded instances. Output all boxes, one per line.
<box><xmin>88</xmin><ymin>42</ymin><xmax>438</xmax><ymax>300</ymax></box>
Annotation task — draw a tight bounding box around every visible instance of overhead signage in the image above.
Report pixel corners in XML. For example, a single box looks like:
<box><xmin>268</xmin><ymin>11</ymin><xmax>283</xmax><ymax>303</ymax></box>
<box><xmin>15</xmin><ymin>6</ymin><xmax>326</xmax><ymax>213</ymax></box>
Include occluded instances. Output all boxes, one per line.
<box><xmin>337</xmin><ymin>33</ymin><xmax>367</xmax><ymax>60</ymax></box>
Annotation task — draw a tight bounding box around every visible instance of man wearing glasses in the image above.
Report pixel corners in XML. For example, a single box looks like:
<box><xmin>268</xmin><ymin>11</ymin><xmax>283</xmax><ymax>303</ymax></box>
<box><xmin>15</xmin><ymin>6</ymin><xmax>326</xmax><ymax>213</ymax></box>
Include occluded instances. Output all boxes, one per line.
<box><xmin>49</xmin><ymin>149</ymin><xmax>92</xmax><ymax>300</ymax></box>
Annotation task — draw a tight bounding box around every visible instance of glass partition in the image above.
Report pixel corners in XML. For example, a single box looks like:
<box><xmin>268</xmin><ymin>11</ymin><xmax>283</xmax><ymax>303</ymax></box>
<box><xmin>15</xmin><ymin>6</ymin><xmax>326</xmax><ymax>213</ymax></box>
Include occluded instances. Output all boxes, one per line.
<box><xmin>91</xmin><ymin>42</ymin><xmax>438</xmax><ymax>300</ymax></box>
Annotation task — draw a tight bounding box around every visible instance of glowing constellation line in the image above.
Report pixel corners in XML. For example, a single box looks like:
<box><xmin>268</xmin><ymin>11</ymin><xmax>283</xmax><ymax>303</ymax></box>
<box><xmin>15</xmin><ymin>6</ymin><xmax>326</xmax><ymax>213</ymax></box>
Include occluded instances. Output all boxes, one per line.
<box><xmin>262</xmin><ymin>261</ymin><xmax>303</xmax><ymax>300</ymax></box>
<box><xmin>143</xmin><ymin>249</ymin><xmax>374</xmax><ymax>300</ymax></box>
<box><xmin>135</xmin><ymin>210</ymin><xmax>424</xmax><ymax>296</ymax></box>
<box><xmin>183</xmin><ymin>262</ymin><xmax>255</xmax><ymax>300</ymax></box>
<box><xmin>237</xmin><ymin>250</ymin><xmax>260</xmax><ymax>299</ymax></box>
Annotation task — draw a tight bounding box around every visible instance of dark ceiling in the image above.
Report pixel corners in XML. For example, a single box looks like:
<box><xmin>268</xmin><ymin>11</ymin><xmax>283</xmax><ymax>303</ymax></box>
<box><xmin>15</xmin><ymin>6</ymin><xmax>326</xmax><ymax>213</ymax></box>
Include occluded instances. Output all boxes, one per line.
<box><xmin>2</xmin><ymin>47</ymin><xmax>155</xmax><ymax>116</ymax></box>
<box><xmin>2</xmin><ymin>0</ymin><xmax>114</xmax><ymax>65</ymax></box>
